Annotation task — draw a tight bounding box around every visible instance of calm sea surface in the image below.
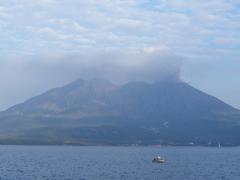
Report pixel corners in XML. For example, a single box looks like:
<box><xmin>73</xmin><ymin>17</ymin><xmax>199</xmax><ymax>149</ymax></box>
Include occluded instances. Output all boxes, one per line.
<box><xmin>0</xmin><ymin>145</ymin><xmax>239</xmax><ymax>180</ymax></box>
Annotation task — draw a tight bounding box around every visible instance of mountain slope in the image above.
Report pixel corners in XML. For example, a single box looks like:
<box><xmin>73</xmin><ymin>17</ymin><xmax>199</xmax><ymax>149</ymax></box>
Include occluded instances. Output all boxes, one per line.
<box><xmin>0</xmin><ymin>79</ymin><xmax>239</xmax><ymax>146</ymax></box>
<box><xmin>118</xmin><ymin>81</ymin><xmax>236</xmax><ymax>114</ymax></box>
<box><xmin>4</xmin><ymin>79</ymin><xmax>119</xmax><ymax>115</ymax></box>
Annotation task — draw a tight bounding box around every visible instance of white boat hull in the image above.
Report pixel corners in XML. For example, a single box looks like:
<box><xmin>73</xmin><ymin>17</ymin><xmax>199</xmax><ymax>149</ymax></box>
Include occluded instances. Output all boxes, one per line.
<box><xmin>152</xmin><ymin>159</ymin><xmax>164</xmax><ymax>163</ymax></box>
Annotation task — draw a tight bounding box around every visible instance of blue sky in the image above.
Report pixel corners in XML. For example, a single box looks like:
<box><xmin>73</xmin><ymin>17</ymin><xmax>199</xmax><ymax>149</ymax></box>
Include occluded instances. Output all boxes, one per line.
<box><xmin>0</xmin><ymin>0</ymin><xmax>240</xmax><ymax>110</ymax></box>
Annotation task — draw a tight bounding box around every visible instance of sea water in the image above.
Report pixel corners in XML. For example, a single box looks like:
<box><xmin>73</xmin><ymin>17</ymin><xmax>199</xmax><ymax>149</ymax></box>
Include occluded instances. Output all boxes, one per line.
<box><xmin>0</xmin><ymin>145</ymin><xmax>239</xmax><ymax>180</ymax></box>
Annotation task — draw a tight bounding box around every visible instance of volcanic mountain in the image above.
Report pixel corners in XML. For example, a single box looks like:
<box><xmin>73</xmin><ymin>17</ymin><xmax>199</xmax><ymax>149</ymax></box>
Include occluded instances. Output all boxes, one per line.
<box><xmin>0</xmin><ymin>79</ymin><xmax>239</xmax><ymax>146</ymax></box>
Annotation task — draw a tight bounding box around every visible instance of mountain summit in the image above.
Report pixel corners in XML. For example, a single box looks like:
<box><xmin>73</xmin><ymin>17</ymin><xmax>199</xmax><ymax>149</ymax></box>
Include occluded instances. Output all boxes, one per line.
<box><xmin>0</xmin><ymin>79</ymin><xmax>240</xmax><ymax>146</ymax></box>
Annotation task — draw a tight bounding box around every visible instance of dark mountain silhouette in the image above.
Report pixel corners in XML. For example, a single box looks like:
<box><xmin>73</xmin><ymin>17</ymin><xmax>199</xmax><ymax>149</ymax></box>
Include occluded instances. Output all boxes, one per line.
<box><xmin>0</xmin><ymin>79</ymin><xmax>239</xmax><ymax>146</ymax></box>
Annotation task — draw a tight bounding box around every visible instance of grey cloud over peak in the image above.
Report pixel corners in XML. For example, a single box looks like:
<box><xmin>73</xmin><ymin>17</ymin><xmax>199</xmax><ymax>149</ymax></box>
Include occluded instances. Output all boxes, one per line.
<box><xmin>0</xmin><ymin>47</ymin><xmax>182</xmax><ymax>110</ymax></box>
<box><xmin>23</xmin><ymin>46</ymin><xmax>182</xmax><ymax>84</ymax></box>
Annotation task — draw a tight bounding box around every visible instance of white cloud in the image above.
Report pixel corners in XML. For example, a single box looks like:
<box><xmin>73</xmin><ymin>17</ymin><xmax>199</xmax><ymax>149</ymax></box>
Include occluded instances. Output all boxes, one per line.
<box><xmin>0</xmin><ymin>0</ymin><xmax>239</xmax><ymax>59</ymax></box>
<box><xmin>213</xmin><ymin>37</ymin><xmax>240</xmax><ymax>45</ymax></box>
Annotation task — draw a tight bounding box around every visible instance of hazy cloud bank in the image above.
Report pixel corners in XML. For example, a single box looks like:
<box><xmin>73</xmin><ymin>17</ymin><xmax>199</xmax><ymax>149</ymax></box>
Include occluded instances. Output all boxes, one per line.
<box><xmin>0</xmin><ymin>46</ymin><xmax>182</xmax><ymax>110</ymax></box>
<box><xmin>1</xmin><ymin>45</ymin><xmax>182</xmax><ymax>84</ymax></box>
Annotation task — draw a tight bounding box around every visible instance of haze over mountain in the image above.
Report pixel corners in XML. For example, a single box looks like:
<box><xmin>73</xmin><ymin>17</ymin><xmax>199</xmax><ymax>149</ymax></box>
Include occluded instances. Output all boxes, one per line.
<box><xmin>0</xmin><ymin>79</ymin><xmax>239</xmax><ymax>146</ymax></box>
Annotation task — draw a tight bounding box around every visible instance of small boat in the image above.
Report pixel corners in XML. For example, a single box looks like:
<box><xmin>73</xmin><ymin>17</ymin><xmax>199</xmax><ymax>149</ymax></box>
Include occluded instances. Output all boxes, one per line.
<box><xmin>152</xmin><ymin>155</ymin><xmax>165</xmax><ymax>163</ymax></box>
